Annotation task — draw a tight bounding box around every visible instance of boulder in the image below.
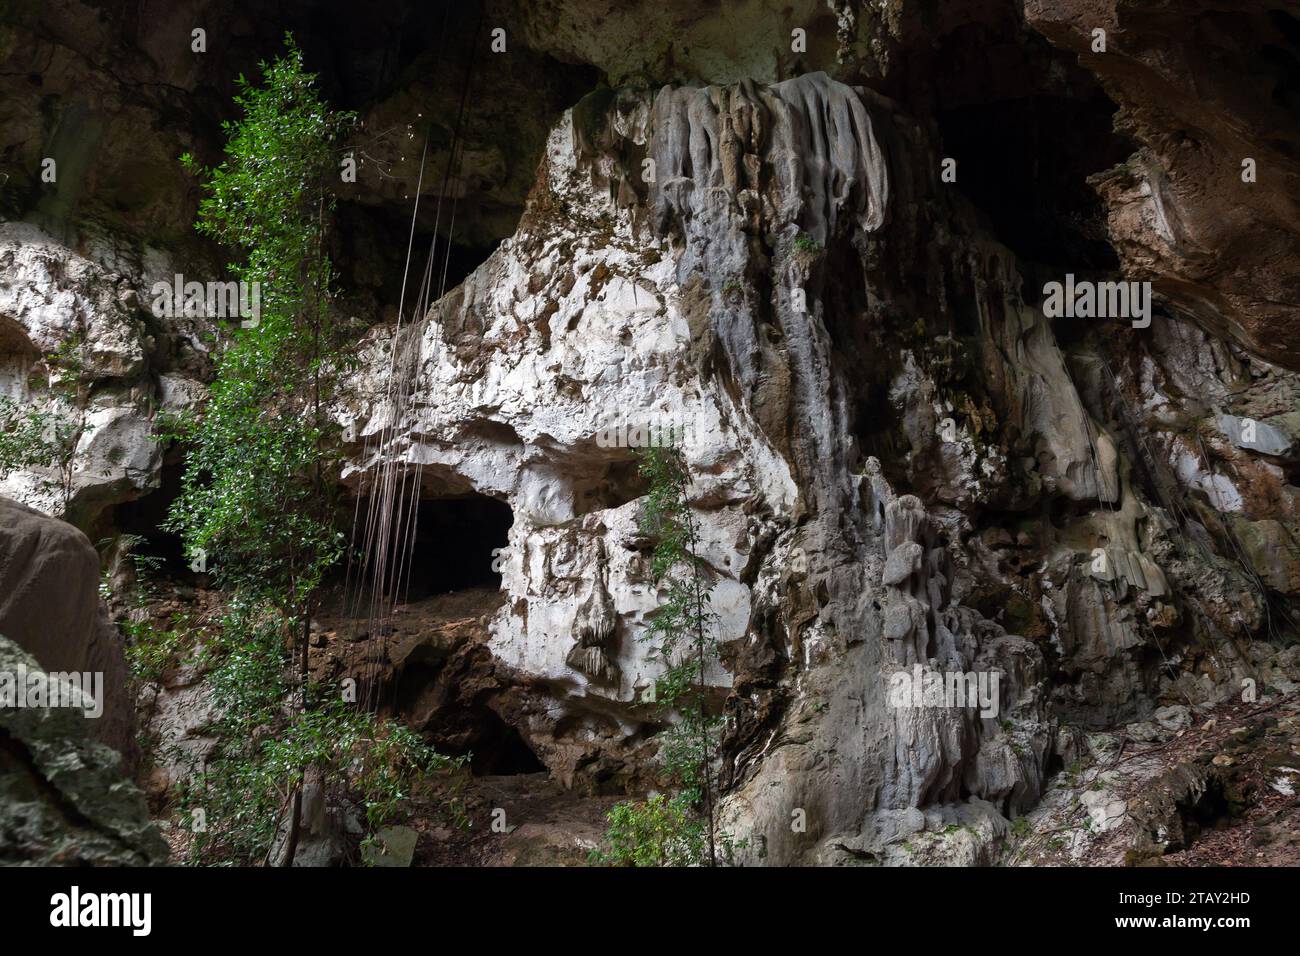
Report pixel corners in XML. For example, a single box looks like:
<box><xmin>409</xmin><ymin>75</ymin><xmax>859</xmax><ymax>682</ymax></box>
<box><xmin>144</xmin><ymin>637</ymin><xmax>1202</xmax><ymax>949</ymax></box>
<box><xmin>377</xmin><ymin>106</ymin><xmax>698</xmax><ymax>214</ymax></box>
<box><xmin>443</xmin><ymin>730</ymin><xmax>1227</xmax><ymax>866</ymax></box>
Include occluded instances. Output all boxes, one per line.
<box><xmin>0</xmin><ymin>634</ymin><xmax>165</xmax><ymax>865</ymax></box>
<box><xmin>0</xmin><ymin>496</ymin><xmax>134</xmax><ymax>760</ymax></box>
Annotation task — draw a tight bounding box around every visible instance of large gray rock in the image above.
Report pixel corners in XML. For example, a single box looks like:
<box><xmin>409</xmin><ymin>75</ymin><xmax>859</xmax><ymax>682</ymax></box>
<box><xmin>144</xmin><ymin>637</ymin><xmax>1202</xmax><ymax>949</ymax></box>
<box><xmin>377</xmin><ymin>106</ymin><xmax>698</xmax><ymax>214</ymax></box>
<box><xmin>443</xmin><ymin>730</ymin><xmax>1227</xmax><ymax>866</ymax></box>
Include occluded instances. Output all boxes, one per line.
<box><xmin>325</xmin><ymin>52</ymin><xmax>1300</xmax><ymax>865</ymax></box>
<box><xmin>0</xmin><ymin>634</ymin><xmax>166</xmax><ymax>865</ymax></box>
<box><xmin>0</xmin><ymin>224</ymin><xmax>189</xmax><ymax>523</ymax></box>
<box><xmin>1218</xmin><ymin>412</ymin><xmax>1299</xmax><ymax>460</ymax></box>
<box><xmin>0</xmin><ymin>496</ymin><xmax>134</xmax><ymax>759</ymax></box>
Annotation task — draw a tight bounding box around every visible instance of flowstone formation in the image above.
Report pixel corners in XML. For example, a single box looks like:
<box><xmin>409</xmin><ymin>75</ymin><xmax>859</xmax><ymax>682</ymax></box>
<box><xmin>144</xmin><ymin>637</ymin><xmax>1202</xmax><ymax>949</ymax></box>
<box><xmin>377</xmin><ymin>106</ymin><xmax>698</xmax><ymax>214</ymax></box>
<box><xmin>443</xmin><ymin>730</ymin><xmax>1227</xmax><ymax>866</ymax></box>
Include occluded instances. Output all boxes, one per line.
<box><xmin>565</xmin><ymin>539</ymin><xmax>621</xmax><ymax>686</ymax></box>
<box><xmin>338</xmin><ymin>73</ymin><xmax>1032</xmax><ymax>862</ymax></box>
<box><xmin>344</xmin><ymin>56</ymin><xmax>1300</xmax><ymax>863</ymax></box>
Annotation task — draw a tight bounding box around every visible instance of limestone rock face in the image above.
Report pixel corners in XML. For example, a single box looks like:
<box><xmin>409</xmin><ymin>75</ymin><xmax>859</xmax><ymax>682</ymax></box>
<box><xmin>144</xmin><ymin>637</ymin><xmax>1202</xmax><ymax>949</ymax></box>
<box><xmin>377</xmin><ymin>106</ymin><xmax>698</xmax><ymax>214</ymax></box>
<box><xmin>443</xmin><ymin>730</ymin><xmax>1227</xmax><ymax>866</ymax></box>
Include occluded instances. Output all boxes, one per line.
<box><xmin>0</xmin><ymin>634</ymin><xmax>166</xmax><ymax>865</ymax></box>
<box><xmin>0</xmin><ymin>223</ymin><xmax>146</xmax><ymax>379</ymax></box>
<box><xmin>0</xmin><ymin>223</ymin><xmax>208</xmax><ymax>525</ymax></box>
<box><xmin>7</xmin><ymin>0</ymin><xmax>1300</xmax><ymax>868</ymax></box>
<box><xmin>0</xmin><ymin>496</ymin><xmax>134</xmax><ymax>759</ymax></box>
<box><xmin>341</xmin><ymin>74</ymin><xmax>1055</xmax><ymax>862</ymax></box>
<box><xmin>341</xmin><ymin>52</ymin><xmax>1300</xmax><ymax>862</ymax></box>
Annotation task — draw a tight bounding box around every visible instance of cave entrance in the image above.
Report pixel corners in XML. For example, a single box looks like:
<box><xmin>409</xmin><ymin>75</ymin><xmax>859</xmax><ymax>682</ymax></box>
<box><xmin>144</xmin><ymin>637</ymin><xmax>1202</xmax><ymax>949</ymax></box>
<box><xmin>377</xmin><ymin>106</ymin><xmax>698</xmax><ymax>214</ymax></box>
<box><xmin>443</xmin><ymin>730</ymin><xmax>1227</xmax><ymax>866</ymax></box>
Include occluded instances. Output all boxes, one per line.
<box><xmin>354</xmin><ymin>489</ymin><xmax>513</xmax><ymax>602</ymax></box>
<box><xmin>394</xmin><ymin>492</ymin><xmax>542</xmax><ymax>776</ymax></box>
<box><xmin>936</xmin><ymin>93</ymin><xmax>1126</xmax><ymax>272</ymax></box>
<box><xmin>349</xmin><ymin>487</ymin><xmax>539</xmax><ymax>775</ymax></box>
<box><xmin>391</xmin><ymin>651</ymin><xmax>546</xmax><ymax>777</ymax></box>
<box><xmin>406</xmin><ymin>492</ymin><xmax>512</xmax><ymax>600</ymax></box>
<box><xmin>103</xmin><ymin>460</ymin><xmax>193</xmax><ymax>581</ymax></box>
<box><xmin>463</xmin><ymin>708</ymin><xmax>547</xmax><ymax>777</ymax></box>
<box><xmin>924</xmin><ymin>9</ymin><xmax>1131</xmax><ymax>275</ymax></box>
<box><xmin>1169</xmin><ymin>775</ymin><xmax>1234</xmax><ymax>853</ymax></box>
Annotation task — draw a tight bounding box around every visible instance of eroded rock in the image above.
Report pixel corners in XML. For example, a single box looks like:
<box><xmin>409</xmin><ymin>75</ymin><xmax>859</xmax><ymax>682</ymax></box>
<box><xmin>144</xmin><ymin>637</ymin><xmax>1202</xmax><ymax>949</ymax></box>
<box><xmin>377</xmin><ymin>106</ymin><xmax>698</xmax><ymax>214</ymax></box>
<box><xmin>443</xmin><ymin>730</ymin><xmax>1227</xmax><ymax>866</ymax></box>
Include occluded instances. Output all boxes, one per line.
<box><xmin>0</xmin><ymin>634</ymin><xmax>166</xmax><ymax>865</ymax></box>
<box><xmin>0</xmin><ymin>496</ymin><xmax>133</xmax><ymax>758</ymax></box>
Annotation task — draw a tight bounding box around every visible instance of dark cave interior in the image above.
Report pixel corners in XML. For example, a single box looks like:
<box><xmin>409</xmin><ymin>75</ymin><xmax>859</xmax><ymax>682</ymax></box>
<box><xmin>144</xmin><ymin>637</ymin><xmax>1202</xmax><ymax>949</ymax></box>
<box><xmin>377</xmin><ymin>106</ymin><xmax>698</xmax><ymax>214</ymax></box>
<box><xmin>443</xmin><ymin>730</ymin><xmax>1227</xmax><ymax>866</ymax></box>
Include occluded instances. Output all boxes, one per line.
<box><xmin>352</xmin><ymin>489</ymin><xmax>514</xmax><ymax>602</ymax></box>
<box><xmin>103</xmin><ymin>461</ymin><xmax>194</xmax><ymax>581</ymax></box>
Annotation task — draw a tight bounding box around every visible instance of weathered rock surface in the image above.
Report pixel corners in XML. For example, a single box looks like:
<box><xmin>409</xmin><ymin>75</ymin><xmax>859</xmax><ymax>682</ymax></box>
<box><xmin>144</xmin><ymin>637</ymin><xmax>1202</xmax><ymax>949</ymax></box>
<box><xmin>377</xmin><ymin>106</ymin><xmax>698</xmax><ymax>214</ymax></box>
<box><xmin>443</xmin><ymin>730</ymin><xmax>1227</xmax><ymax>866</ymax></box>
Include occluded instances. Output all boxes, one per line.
<box><xmin>0</xmin><ymin>223</ymin><xmax>191</xmax><ymax>523</ymax></box>
<box><xmin>0</xmin><ymin>496</ymin><xmax>134</xmax><ymax>758</ymax></box>
<box><xmin>6</xmin><ymin>0</ymin><xmax>1300</xmax><ymax>867</ymax></box>
<box><xmin>339</xmin><ymin>74</ymin><xmax>1065</xmax><ymax>864</ymax></box>
<box><xmin>340</xmin><ymin>48</ymin><xmax>1300</xmax><ymax>863</ymax></box>
<box><xmin>0</xmin><ymin>634</ymin><xmax>166</xmax><ymax>865</ymax></box>
<box><xmin>499</xmin><ymin>0</ymin><xmax>850</xmax><ymax>86</ymax></box>
<box><xmin>1012</xmin><ymin>675</ymin><xmax>1300</xmax><ymax>866</ymax></box>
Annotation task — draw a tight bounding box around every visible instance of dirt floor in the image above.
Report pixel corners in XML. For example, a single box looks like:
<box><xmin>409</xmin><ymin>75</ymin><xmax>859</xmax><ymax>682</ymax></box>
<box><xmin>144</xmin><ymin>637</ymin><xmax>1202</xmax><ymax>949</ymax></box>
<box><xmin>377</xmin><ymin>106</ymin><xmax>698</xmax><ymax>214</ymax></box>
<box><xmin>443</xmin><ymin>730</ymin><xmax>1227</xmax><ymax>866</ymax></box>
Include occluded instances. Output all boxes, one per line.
<box><xmin>409</xmin><ymin>771</ymin><xmax>625</xmax><ymax>866</ymax></box>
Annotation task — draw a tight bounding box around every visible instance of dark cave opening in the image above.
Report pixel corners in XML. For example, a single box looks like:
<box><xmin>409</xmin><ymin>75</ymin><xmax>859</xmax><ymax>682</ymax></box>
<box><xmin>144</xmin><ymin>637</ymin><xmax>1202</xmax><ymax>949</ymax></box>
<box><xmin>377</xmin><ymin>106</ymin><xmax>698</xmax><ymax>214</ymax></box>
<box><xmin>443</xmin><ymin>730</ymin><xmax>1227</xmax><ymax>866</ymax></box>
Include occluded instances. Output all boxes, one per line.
<box><xmin>167</xmin><ymin>0</ymin><xmax>599</xmax><ymax>341</ymax></box>
<box><xmin>357</xmin><ymin>486</ymin><xmax>540</xmax><ymax>775</ymax></box>
<box><xmin>853</xmin><ymin>386</ymin><xmax>910</xmax><ymax>477</ymax></box>
<box><xmin>335</xmin><ymin>203</ymin><xmax>505</xmax><ymax>321</ymax></box>
<box><xmin>922</xmin><ymin>9</ymin><xmax>1132</xmax><ymax>276</ymax></box>
<box><xmin>102</xmin><ymin>460</ymin><xmax>193</xmax><ymax>581</ymax></box>
<box><xmin>215</xmin><ymin>0</ymin><xmax>473</xmax><ymax>112</ymax></box>
<box><xmin>1044</xmin><ymin>751</ymin><xmax>1065</xmax><ymax>780</ymax></box>
<box><xmin>392</xmin><ymin>654</ymin><xmax>546</xmax><ymax>777</ymax></box>
<box><xmin>1169</xmin><ymin>776</ymin><xmax>1234</xmax><ymax>853</ymax></box>
<box><xmin>935</xmin><ymin>93</ymin><xmax>1127</xmax><ymax>272</ymax></box>
<box><xmin>462</xmin><ymin>708</ymin><xmax>548</xmax><ymax>777</ymax></box>
<box><xmin>355</xmin><ymin>490</ymin><xmax>513</xmax><ymax>602</ymax></box>
<box><xmin>409</xmin><ymin>493</ymin><xmax>512</xmax><ymax>598</ymax></box>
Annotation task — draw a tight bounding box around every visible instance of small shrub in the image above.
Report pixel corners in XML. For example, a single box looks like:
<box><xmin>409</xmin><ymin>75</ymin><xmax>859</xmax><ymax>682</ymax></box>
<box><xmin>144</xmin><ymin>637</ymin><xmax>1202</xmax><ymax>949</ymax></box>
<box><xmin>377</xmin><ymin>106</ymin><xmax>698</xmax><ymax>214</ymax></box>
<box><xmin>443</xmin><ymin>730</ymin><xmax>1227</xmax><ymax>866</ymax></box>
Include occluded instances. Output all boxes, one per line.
<box><xmin>589</xmin><ymin>794</ymin><xmax>706</xmax><ymax>867</ymax></box>
<box><xmin>793</xmin><ymin>233</ymin><xmax>820</xmax><ymax>255</ymax></box>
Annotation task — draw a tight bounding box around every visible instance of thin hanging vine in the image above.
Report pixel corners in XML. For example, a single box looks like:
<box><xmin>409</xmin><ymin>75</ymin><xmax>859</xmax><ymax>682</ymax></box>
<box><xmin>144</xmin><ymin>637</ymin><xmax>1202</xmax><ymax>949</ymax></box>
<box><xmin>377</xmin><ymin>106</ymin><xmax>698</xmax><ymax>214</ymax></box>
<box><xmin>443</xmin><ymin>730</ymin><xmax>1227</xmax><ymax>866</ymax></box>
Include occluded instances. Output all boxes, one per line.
<box><xmin>163</xmin><ymin>36</ymin><xmax>455</xmax><ymax>865</ymax></box>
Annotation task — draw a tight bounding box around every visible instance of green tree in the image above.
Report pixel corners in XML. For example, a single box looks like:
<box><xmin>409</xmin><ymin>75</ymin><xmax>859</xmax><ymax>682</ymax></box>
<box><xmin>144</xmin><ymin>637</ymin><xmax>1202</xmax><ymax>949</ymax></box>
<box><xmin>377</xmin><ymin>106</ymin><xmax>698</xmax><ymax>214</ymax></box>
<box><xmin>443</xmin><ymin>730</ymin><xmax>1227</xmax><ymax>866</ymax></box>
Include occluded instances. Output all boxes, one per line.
<box><xmin>593</xmin><ymin>441</ymin><xmax>722</xmax><ymax>866</ymax></box>
<box><xmin>44</xmin><ymin>338</ymin><xmax>90</xmax><ymax>513</ymax></box>
<box><xmin>0</xmin><ymin>397</ymin><xmax>58</xmax><ymax>479</ymax></box>
<box><xmin>165</xmin><ymin>36</ymin><xmax>450</xmax><ymax>865</ymax></box>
